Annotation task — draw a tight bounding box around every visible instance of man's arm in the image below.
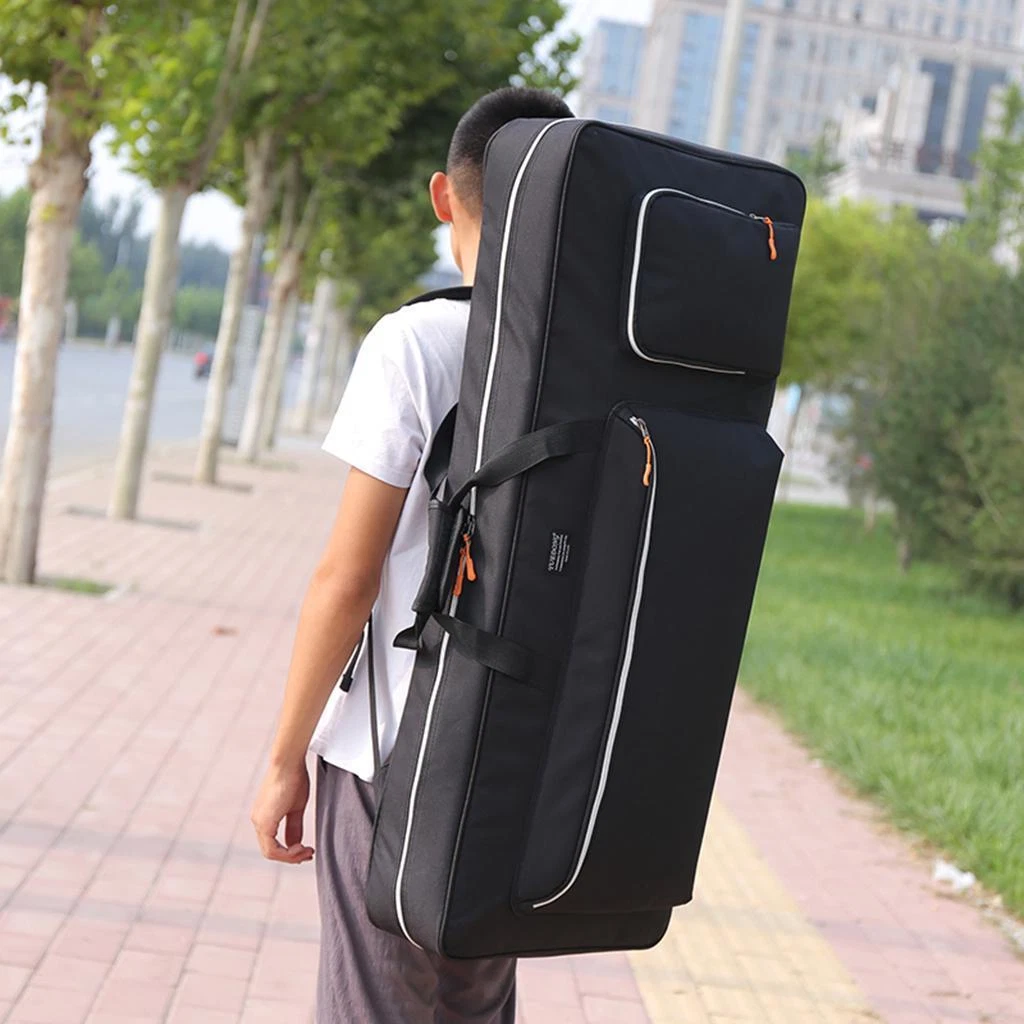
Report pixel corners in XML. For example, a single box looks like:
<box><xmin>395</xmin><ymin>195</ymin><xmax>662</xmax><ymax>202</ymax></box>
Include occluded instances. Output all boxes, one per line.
<box><xmin>250</xmin><ymin>467</ymin><xmax>407</xmax><ymax>864</ymax></box>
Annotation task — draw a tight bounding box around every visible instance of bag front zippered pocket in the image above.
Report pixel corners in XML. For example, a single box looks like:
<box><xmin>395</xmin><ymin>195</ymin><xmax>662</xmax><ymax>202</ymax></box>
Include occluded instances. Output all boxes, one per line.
<box><xmin>516</xmin><ymin>405</ymin><xmax>782</xmax><ymax>916</ymax></box>
<box><xmin>532</xmin><ymin>411</ymin><xmax>656</xmax><ymax>910</ymax></box>
<box><xmin>624</xmin><ymin>188</ymin><xmax>799</xmax><ymax>378</ymax></box>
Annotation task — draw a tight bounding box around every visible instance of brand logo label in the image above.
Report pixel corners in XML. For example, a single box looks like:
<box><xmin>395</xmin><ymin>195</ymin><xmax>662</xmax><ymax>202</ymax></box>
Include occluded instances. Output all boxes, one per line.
<box><xmin>547</xmin><ymin>531</ymin><xmax>571</xmax><ymax>575</ymax></box>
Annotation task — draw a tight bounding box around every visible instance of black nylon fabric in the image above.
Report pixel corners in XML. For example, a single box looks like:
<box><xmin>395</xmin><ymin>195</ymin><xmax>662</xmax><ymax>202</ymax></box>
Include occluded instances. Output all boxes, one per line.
<box><xmin>631</xmin><ymin>192</ymin><xmax>799</xmax><ymax>376</ymax></box>
<box><xmin>366</xmin><ymin>118</ymin><xmax>806</xmax><ymax>959</ymax></box>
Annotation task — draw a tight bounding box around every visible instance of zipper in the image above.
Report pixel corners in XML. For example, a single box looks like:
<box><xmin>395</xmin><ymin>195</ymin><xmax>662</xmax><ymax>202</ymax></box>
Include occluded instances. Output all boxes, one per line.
<box><xmin>392</xmin><ymin>118</ymin><xmax>571</xmax><ymax>947</ymax></box>
<box><xmin>532</xmin><ymin>413</ymin><xmax>657</xmax><ymax>909</ymax></box>
<box><xmin>452</xmin><ymin>515</ymin><xmax>477</xmax><ymax>598</ymax></box>
<box><xmin>626</xmin><ymin>188</ymin><xmax>785</xmax><ymax>374</ymax></box>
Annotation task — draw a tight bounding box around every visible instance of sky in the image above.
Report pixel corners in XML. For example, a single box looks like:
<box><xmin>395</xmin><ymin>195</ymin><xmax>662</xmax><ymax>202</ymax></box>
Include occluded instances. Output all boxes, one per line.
<box><xmin>0</xmin><ymin>0</ymin><xmax>653</xmax><ymax>249</ymax></box>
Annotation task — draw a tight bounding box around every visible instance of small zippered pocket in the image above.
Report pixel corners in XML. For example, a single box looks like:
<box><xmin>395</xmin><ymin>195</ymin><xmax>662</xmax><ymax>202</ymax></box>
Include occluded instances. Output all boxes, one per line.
<box><xmin>515</xmin><ymin>405</ymin><xmax>782</xmax><ymax>916</ymax></box>
<box><xmin>625</xmin><ymin>188</ymin><xmax>799</xmax><ymax>377</ymax></box>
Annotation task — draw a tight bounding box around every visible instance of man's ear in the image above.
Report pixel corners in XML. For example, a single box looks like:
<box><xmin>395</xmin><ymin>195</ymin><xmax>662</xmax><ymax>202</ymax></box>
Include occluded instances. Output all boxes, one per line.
<box><xmin>430</xmin><ymin>171</ymin><xmax>454</xmax><ymax>224</ymax></box>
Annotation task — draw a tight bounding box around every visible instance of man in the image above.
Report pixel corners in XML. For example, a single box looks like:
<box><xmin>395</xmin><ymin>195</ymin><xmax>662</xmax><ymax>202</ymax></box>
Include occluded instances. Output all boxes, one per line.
<box><xmin>250</xmin><ymin>88</ymin><xmax>574</xmax><ymax>1022</ymax></box>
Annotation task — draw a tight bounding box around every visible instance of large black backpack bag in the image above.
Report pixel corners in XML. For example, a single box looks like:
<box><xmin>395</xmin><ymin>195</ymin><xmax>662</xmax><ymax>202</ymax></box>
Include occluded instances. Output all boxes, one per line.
<box><xmin>365</xmin><ymin>118</ymin><xmax>806</xmax><ymax>958</ymax></box>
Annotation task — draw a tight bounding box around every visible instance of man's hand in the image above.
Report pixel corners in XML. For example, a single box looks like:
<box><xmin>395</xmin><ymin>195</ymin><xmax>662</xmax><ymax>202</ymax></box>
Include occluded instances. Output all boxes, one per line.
<box><xmin>251</xmin><ymin>762</ymin><xmax>314</xmax><ymax>864</ymax></box>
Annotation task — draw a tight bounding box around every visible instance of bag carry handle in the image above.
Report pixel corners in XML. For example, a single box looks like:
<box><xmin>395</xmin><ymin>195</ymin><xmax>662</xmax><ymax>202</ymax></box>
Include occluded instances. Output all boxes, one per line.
<box><xmin>446</xmin><ymin>419</ymin><xmax>604</xmax><ymax>510</ymax></box>
<box><xmin>395</xmin><ymin>419</ymin><xmax>604</xmax><ymax>662</ymax></box>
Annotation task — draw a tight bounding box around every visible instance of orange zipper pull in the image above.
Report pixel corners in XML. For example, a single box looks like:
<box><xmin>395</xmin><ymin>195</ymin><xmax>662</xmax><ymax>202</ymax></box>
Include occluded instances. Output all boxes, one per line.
<box><xmin>631</xmin><ymin>416</ymin><xmax>653</xmax><ymax>487</ymax></box>
<box><xmin>453</xmin><ymin>531</ymin><xmax>477</xmax><ymax>597</ymax></box>
<box><xmin>764</xmin><ymin>216</ymin><xmax>777</xmax><ymax>261</ymax></box>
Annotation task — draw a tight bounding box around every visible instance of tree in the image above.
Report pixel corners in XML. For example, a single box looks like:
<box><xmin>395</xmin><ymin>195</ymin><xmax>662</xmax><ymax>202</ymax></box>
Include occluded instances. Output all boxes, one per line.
<box><xmin>845</xmin><ymin>243</ymin><xmax>1021</xmax><ymax>599</ymax></box>
<box><xmin>200</xmin><ymin>0</ymin><xmax>455</xmax><ymax>475</ymax></box>
<box><xmin>174</xmin><ymin>286</ymin><xmax>225</xmax><ymax>336</ymax></box>
<box><xmin>787</xmin><ymin>123</ymin><xmax>844</xmax><ymax>198</ymax></box>
<box><xmin>108</xmin><ymin>0</ymin><xmax>273</xmax><ymax>519</ymax></box>
<box><xmin>81</xmin><ymin>266</ymin><xmax>141</xmax><ymax>344</ymax></box>
<box><xmin>290</xmin><ymin>269</ymin><xmax>337</xmax><ymax>434</ymax></box>
<box><xmin>77</xmin><ymin>191</ymin><xmax>145</xmax><ymax>275</ymax></box>
<box><xmin>67</xmin><ymin>237</ymin><xmax>105</xmax><ymax>303</ymax></box>
<box><xmin>0</xmin><ymin>189</ymin><xmax>32</xmax><ymax>297</ymax></box>
<box><xmin>782</xmin><ymin>198</ymin><xmax>894</xmax><ymax>388</ymax></box>
<box><xmin>236</xmin><ymin>156</ymin><xmax>320</xmax><ymax>461</ymax></box>
<box><xmin>962</xmin><ymin>83</ymin><xmax>1024</xmax><ymax>257</ymax></box>
<box><xmin>200</xmin><ymin>0</ymin><xmax>577</xmax><ymax>475</ymax></box>
<box><xmin>0</xmin><ymin>0</ymin><xmax>109</xmax><ymax>583</ymax></box>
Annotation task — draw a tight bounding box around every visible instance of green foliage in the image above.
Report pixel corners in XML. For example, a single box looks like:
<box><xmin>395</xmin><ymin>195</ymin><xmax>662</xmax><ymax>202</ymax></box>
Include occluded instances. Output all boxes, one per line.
<box><xmin>67</xmin><ymin>237</ymin><xmax>105</xmax><ymax>301</ymax></box>
<box><xmin>784</xmin><ymin>199</ymin><xmax>890</xmax><ymax>386</ymax></box>
<box><xmin>0</xmin><ymin>0</ymin><xmax>126</xmax><ymax>151</ymax></box>
<box><xmin>80</xmin><ymin>268</ymin><xmax>142</xmax><ymax>334</ymax></box>
<box><xmin>174</xmin><ymin>285</ymin><xmax>224</xmax><ymax>335</ymax></box>
<box><xmin>849</xmin><ymin>257</ymin><xmax>1024</xmax><ymax>605</ymax></box>
<box><xmin>0</xmin><ymin>188</ymin><xmax>123</xmax><ymax>303</ymax></box>
<box><xmin>312</xmin><ymin>0</ymin><xmax>575</xmax><ymax>330</ymax></box>
<box><xmin>744</xmin><ymin>504</ymin><xmax>1024</xmax><ymax>915</ymax></box>
<box><xmin>786</xmin><ymin>123</ymin><xmax>844</xmax><ymax>198</ymax></box>
<box><xmin>962</xmin><ymin>82</ymin><xmax>1024</xmax><ymax>256</ymax></box>
<box><xmin>178</xmin><ymin>241</ymin><xmax>230</xmax><ymax>290</ymax></box>
<box><xmin>77</xmin><ymin>192</ymin><xmax>145</xmax><ymax>275</ymax></box>
<box><xmin>0</xmin><ymin>188</ymin><xmax>31</xmax><ymax>296</ymax></box>
<box><xmin>108</xmin><ymin>0</ymin><xmax>257</xmax><ymax>189</ymax></box>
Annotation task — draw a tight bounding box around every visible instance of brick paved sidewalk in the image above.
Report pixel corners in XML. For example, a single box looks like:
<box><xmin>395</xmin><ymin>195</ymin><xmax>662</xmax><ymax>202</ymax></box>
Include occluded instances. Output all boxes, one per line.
<box><xmin>1</xmin><ymin>443</ymin><xmax>1021</xmax><ymax>1024</ymax></box>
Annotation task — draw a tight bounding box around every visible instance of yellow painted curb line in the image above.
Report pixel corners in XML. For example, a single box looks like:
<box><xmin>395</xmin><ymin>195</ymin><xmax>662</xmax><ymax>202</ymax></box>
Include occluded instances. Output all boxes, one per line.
<box><xmin>629</xmin><ymin>800</ymin><xmax>881</xmax><ymax>1023</ymax></box>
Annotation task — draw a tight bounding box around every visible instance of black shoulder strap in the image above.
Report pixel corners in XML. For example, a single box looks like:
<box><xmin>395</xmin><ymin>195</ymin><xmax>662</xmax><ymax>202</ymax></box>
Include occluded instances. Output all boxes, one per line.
<box><xmin>424</xmin><ymin>405</ymin><xmax>458</xmax><ymax>496</ymax></box>
<box><xmin>403</xmin><ymin>285</ymin><xmax>472</xmax><ymax>307</ymax></box>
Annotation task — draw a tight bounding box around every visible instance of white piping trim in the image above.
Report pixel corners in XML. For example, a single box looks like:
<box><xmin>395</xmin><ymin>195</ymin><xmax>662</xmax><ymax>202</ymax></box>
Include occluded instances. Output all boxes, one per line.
<box><xmin>532</xmin><ymin>421</ymin><xmax>658</xmax><ymax>909</ymax></box>
<box><xmin>626</xmin><ymin>188</ymin><xmax>747</xmax><ymax>377</ymax></box>
<box><xmin>393</xmin><ymin>605</ymin><xmax>456</xmax><ymax>947</ymax></box>
<box><xmin>471</xmin><ymin>118</ymin><xmax>572</xmax><ymax>515</ymax></box>
<box><xmin>394</xmin><ymin>119</ymin><xmax>570</xmax><ymax>946</ymax></box>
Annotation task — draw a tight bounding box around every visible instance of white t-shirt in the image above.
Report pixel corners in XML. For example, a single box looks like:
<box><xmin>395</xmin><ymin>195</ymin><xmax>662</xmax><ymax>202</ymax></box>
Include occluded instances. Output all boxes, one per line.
<box><xmin>310</xmin><ymin>297</ymin><xmax>470</xmax><ymax>782</ymax></box>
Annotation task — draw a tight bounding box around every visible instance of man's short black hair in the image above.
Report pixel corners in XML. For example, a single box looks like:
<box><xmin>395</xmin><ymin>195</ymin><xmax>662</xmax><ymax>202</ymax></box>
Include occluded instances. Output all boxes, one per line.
<box><xmin>448</xmin><ymin>87</ymin><xmax>574</xmax><ymax>215</ymax></box>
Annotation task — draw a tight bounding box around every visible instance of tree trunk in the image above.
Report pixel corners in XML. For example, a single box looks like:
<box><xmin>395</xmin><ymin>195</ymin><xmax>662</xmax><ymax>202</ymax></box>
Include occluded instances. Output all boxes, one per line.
<box><xmin>263</xmin><ymin>287</ymin><xmax>300</xmax><ymax>451</ymax></box>
<box><xmin>64</xmin><ymin>299</ymin><xmax>78</xmax><ymax>344</ymax></box>
<box><xmin>780</xmin><ymin>386</ymin><xmax>805</xmax><ymax>502</ymax></box>
<box><xmin>105</xmin><ymin>315</ymin><xmax>121</xmax><ymax>348</ymax></box>
<box><xmin>108</xmin><ymin>185</ymin><xmax>189</xmax><ymax>519</ymax></box>
<box><xmin>194</xmin><ymin>135</ymin><xmax>276</xmax><ymax>484</ymax></box>
<box><xmin>237</xmin><ymin>248</ymin><xmax>300</xmax><ymax>462</ymax></box>
<box><xmin>316</xmin><ymin>304</ymin><xmax>344</xmax><ymax>419</ymax></box>
<box><xmin>898</xmin><ymin>537</ymin><xmax>913</xmax><ymax>574</ymax></box>
<box><xmin>290</xmin><ymin>274</ymin><xmax>335</xmax><ymax>434</ymax></box>
<box><xmin>331</xmin><ymin>315</ymin><xmax>360</xmax><ymax>415</ymax></box>
<box><xmin>0</xmin><ymin>97</ymin><xmax>91</xmax><ymax>584</ymax></box>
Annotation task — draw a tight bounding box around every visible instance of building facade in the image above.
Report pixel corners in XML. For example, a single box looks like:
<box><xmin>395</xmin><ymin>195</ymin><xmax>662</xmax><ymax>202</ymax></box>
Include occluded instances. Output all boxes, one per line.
<box><xmin>580</xmin><ymin>0</ymin><xmax>1024</xmax><ymax>178</ymax></box>
<box><xmin>576</xmin><ymin>19</ymin><xmax>647</xmax><ymax>124</ymax></box>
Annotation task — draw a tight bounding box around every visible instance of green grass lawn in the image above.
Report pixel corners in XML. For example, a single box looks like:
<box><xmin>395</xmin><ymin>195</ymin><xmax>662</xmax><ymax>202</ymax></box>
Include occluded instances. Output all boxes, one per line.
<box><xmin>741</xmin><ymin>504</ymin><xmax>1024</xmax><ymax>916</ymax></box>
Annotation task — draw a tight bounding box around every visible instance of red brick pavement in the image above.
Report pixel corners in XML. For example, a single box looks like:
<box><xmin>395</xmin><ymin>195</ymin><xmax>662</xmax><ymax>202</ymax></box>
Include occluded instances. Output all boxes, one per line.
<box><xmin>1</xmin><ymin>442</ymin><xmax>1021</xmax><ymax>1024</ymax></box>
<box><xmin>718</xmin><ymin>693</ymin><xmax>1024</xmax><ymax>1024</ymax></box>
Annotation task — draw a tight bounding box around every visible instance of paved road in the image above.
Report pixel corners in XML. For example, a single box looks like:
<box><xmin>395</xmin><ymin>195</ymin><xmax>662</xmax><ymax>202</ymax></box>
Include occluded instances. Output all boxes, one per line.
<box><xmin>0</xmin><ymin>341</ymin><xmax>299</xmax><ymax>478</ymax></box>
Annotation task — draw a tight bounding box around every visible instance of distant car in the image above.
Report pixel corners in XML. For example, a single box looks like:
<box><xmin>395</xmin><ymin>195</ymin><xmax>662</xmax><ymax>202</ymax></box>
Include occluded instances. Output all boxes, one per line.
<box><xmin>193</xmin><ymin>345</ymin><xmax>213</xmax><ymax>379</ymax></box>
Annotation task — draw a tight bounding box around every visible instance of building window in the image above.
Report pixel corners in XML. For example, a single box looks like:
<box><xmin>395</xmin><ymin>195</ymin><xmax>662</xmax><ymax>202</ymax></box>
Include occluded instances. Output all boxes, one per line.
<box><xmin>852</xmin><ymin>2</ymin><xmax>864</xmax><ymax>22</ymax></box>
<box><xmin>919</xmin><ymin>59</ymin><xmax>954</xmax><ymax>175</ymax></box>
<box><xmin>932</xmin><ymin>15</ymin><xmax>944</xmax><ymax>34</ymax></box>
<box><xmin>728</xmin><ymin>22</ymin><xmax>762</xmax><ymax>152</ymax></box>
<box><xmin>959</xmin><ymin>66</ymin><xmax>1007</xmax><ymax>177</ymax></box>
<box><xmin>595</xmin><ymin>22</ymin><xmax>645</xmax><ymax>100</ymax></box>
<box><xmin>669</xmin><ymin>12</ymin><xmax>724</xmax><ymax>144</ymax></box>
<box><xmin>954</xmin><ymin>16</ymin><xmax>966</xmax><ymax>36</ymax></box>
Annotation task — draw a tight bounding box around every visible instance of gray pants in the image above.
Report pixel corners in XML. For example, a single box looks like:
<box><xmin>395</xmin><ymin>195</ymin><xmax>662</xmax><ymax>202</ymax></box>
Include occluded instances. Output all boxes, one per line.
<box><xmin>315</xmin><ymin>758</ymin><xmax>517</xmax><ymax>1023</ymax></box>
